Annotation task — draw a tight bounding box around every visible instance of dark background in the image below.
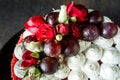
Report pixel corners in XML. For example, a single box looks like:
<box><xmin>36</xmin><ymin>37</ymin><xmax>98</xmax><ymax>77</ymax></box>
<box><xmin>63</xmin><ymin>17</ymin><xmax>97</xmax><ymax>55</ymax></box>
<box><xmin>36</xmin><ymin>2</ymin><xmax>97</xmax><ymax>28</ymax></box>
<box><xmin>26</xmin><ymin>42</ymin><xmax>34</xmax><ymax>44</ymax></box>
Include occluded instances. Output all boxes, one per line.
<box><xmin>0</xmin><ymin>0</ymin><xmax>120</xmax><ymax>50</ymax></box>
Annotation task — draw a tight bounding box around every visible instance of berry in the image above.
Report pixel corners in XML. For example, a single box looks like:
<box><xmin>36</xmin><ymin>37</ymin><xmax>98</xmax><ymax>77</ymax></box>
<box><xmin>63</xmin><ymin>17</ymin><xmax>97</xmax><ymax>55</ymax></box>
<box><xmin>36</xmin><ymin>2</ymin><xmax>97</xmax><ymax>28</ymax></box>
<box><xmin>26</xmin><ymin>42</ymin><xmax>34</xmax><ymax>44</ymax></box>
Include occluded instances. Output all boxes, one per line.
<box><xmin>44</xmin><ymin>39</ymin><xmax>61</xmax><ymax>57</ymax></box>
<box><xmin>40</xmin><ymin>57</ymin><xmax>59</xmax><ymax>74</ymax></box>
<box><xmin>99</xmin><ymin>23</ymin><xmax>118</xmax><ymax>39</ymax></box>
<box><xmin>82</xmin><ymin>24</ymin><xmax>100</xmax><ymax>41</ymax></box>
<box><xmin>61</xmin><ymin>38</ymin><xmax>80</xmax><ymax>57</ymax></box>
<box><xmin>24</xmin><ymin>35</ymin><xmax>38</xmax><ymax>43</ymax></box>
<box><xmin>45</xmin><ymin>12</ymin><xmax>59</xmax><ymax>26</ymax></box>
<box><xmin>88</xmin><ymin>11</ymin><xmax>103</xmax><ymax>24</ymax></box>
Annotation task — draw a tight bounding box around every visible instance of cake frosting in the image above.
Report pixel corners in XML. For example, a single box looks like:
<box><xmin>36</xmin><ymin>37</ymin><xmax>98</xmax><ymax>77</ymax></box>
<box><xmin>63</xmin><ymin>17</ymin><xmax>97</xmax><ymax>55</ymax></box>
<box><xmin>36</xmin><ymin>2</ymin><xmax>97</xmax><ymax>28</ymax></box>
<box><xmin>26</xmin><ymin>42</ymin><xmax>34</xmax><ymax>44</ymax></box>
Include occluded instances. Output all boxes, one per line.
<box><xmin>11</xmin><ymin>1</ymin><xmax>120</xmax><ymax>80</ymax></box>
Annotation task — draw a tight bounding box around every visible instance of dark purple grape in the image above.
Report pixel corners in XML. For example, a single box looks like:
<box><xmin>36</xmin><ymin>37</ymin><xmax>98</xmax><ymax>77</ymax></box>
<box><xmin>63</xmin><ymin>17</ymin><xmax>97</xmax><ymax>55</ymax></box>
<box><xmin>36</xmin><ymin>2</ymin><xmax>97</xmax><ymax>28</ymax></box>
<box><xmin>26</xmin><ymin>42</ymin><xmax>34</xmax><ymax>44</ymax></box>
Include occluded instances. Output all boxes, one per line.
<box><xmin>45</xmin><ymin>12</ymin><xmax>59</xmax><ymax>26</ymax></box>
<box><xmin>82</xmin><ymin>24</ymin><xmax>100</xmax><ymax>41</ymax></box>
<box><xmin>88</xmin><ymin>11</ymin><xmax>103</xmax><ymax>24</ymax></box>
<box><xmin>61</xmin><ymin>38</ymin><xmax>80</xmax><ymax>57</ymax></box>
<box><xmin>40</xmin><ymin>57</ymin><xmax>59</xmax><ymax>74</ymax></box>
<box><xmin>99</xmin><ymin>23</ymin><xmax>118</xmax><ymax>39</ymax></box>
<box><xmin>24</xmin><ymin>35</ymin><xmax>38</xmax><ymax>43</ymax></box>
<box><xmin>44</xmin><ymin>40</ymin><xmax>61</xmax><ymax>57</ymax></box>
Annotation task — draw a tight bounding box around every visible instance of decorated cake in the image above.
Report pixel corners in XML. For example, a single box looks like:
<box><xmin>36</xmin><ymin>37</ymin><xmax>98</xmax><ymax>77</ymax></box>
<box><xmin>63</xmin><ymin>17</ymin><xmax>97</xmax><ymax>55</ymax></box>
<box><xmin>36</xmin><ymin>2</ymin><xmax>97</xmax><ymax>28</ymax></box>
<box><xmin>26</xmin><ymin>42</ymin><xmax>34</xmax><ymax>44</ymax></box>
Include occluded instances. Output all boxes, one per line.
<box><xmin>11</xmin><ymin>1</ymin><xmax>120</xmax><ymax>80</ymax></box>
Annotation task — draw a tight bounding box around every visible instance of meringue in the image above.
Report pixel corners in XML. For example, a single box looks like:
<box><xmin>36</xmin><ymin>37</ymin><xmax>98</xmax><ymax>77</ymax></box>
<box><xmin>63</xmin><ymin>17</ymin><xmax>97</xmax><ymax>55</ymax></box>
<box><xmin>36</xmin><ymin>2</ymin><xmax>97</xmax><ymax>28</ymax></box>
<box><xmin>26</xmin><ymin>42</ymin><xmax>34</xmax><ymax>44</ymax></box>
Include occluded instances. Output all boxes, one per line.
<box><xmin>101</xmin><ymin>47</ymin><xmax>120</xmax><ymax>64</ymax></box>
<box><xmin>68</xmin><ymin>70</ymin><xmax>88</xmax><ymax>80</ymax></box>
<box><xmin>100</xmin><ymin>63</ymin><xmax>120</xmax><ymax>80</ymax></box>
<box><xmin>85</xmin><ymin>44</ymin><xmax>103</xmax><ymax>61</ymax></box>
<box><xmin>14</xmin><ymin>60</ymin><xmax>27</xmax><ymax>78</ymax></box>
<box><xmin>23</xmin><ymin>30</ymin><xmax>33</xmax><ymax>39</ymax></box>
<box><xmin>93</xmin><ymin>36</ymin><xmax>114</xmax><ymax>49</ymax></box>
<box><xmin>14</xmin><ymin>43</ymin><xmax>24</xmax><ymax>60</ymax></box>
<box><xmin>103</xmin><ymin>16</ymin><xmax>112</xmax><ymax>23</ymax></box>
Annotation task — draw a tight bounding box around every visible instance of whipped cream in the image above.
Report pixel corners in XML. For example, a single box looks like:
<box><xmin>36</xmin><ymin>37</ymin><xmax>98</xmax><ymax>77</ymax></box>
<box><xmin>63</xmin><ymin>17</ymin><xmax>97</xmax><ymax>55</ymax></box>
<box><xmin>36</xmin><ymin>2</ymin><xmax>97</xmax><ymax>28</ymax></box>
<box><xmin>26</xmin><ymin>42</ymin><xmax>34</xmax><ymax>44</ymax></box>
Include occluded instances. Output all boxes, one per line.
<box><xmin>82</xmin><ymin>60</ymin><xmax>100</xmax><ymax>78</ymax></box>
<box><xmin>66</xmin><ymin>53</ymin><xmax>86</xmax><ymax>71</ymax></box>
<box><xmin>14</xmin><ymin>60</ymin><xmax>27</xmax><ymax>78</ymax></box>
<box><xmin>93</xmin><ymin>36</ymin><xmax>114</xmax><ymax>49</ymax></box>
<box><xmin>101</xmin><ymin>47</ymin><xmax>120</xmax><ymax>64</ymax></box>
<box><xmin>14</xmin><ymin>43</ymin><xmax>24</xmax><ymax>60</ymax></box>
<box><xmin>88</xmin><ymin>9</ymin><xmax>94</xmax><ymax>13</ymax></box>
<box><xmin>40</xmin><ymin>74</ymin><xmax>60</xmax><ymax>80</ymax></box>
<box><xmin>54</xmin><ymin>63</ymin><xmax>70</xmax><ymax>79</ymax></box>
<box><xmin>103</xmin><ymin>16</ymin><xmax>112</xmax><ymax>23</ymax></box>
<box><xmin>85</xmin><ymin>44</ymin><xmax>103</xmax><ymax>61</ymax></box>
<box><xmin>68</xmin><ymin>70</ymin><xmax>88</xmax><ymax>80</ymax></box>
<box><xmin>23</xmin><ymin>30</ymin><xmax>33</xmax><ymax>39</ymax></box>
<box><xmin>100</xmin><ymin>63</ymin><xmax>120</xmax><ymax>80</ymax></box>
<box><xmin>78</xmin><ymin>40</ymin><xmax>91</xmax><ymax>52</ymax></box>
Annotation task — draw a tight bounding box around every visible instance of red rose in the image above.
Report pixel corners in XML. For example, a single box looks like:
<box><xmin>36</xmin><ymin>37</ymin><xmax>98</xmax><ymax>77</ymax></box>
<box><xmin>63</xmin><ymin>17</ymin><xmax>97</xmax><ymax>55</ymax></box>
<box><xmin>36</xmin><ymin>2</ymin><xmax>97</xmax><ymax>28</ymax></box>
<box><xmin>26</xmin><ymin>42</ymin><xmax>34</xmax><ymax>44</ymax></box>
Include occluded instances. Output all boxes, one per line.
<box><xmin>66</xmin><ymin>2</ymin><xmax>88</xmax><ymax>22</ymax></box>
<box><xmin>69</xmin><ymin>22</ymin><xmax>82</xmax><ymax>39</ymax></box>
<box><xmin>24</xmin><ymin>16</ymin><xmax>45</xmax><ymax>34</ymax></box>
<box><xmin>21</xmin><ymin>50</ymin><xmax>38</xmax><ymax>68</ymax></box>
<box><xmin>36</xmin><ymin>23</ymin><xmax>56</xmax><ymax>42</ymax></box>
<box><xmin>57</xmin><ymin>23</ymin><xmax>69</xmax><ymax>35</ymax></box>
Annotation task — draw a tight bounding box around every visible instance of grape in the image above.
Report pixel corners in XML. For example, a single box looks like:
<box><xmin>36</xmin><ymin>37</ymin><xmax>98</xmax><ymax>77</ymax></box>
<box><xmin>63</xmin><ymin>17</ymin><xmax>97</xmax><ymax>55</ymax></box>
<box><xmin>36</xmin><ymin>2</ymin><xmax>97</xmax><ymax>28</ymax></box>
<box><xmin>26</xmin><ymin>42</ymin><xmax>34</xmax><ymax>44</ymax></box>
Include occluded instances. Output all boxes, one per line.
<box><xmin>24</xmin><ymin>35</ymin><xmax>38</xmax><ymax>43</ymax></box>
<box><xmin>44</xmin><ymin>39</ymin><xmax>61</xmax><ymax>57</ymax></box>
<box><xmin>88</xmin><ymin>11</ymin><xmax>103</xmax><ymax>24</ymax></box>
<box><xmin>45</xmin><ymin>12</ymin><xmax>59</xmax><ymax>26</ymax></box>
<box><xmin>40</xmin><ymin>57</ymin><xmax>59</xmax><ymax>74</ymax></box>
<box><xmin>99</xmin><ymin>23</ymin><xmax>118</xmax><ymax>39</ymax></box>
<box><xmin>82</xmin><ymin>24</ymin><xmax>100</xmax><ymax>41</ymax></box>
<box><xmin>61</xmin><ymin>38</ymin><xmax>80</xmax><ymax>57</ymax></box>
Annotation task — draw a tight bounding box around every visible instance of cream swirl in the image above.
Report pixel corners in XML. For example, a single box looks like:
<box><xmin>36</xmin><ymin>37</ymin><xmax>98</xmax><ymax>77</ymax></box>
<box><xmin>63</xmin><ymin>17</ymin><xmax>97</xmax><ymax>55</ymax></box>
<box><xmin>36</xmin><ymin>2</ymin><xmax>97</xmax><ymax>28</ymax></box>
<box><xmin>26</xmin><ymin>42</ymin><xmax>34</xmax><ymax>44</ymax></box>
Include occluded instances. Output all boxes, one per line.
<box><xmin>90</xmin><ymin>76</ymin><xmax>105</xmax><ymax>80</ymax></box>
<box><xmin>68</xmin><ymin>70</ymin><xmax>88</xmax><ymax>80</ymax></box>
<box><xmin>88</xmin><ymin>9</ymin><xmax>94</xmax><ymax>13</ymax></box>
<box><xmin>54</xmin><ymin>63</ymin><xmax>70</xmax><ymax>79</ymax></box>
<box><xmin>66</xmin><ymin>53</ymin><xmax>86</xmax><ymax>71</ymax></box>
<box><xmin>78</xmin><ymin>40</ymin><xmax>91</xmax><ymax>52</ymax></box>
<box><xmin>82</xmin><ymin>60</ymin><xmax>100</xmax><ymax>78</ymax></box>
<box><xmin>85</xmin><ymin>44</ymin><xmax>103</xmax><ymax>61</ymax></box>
<box><xmin>103</xmin><ymin>16</ymin><xmax>112</xmax><ymax>23</ymax></box>
<box><xmin>14</xmin><ymin>60</ymin><xmax>27</xmax><ymax>78</ymax></box>
<box><xmin>101</xmin><ymin>47</ymin><xmax>120</xmax><ymax>64</ymax></box>
<box><xmin>23</xmin><ymin>30</ymin><xmax>33</xmax><ymax>39</ymax></box>
<box><xmin>93</xmin><ymin>36</ymin><xmax>114</xmax><ymax>49</ymax></box>
<box><xmin>40</xmin><ymin>74</ymin><xmax>60</xmax><ymax>80</ymax></box>
<box><xmin>100</xmin><ymin>64</ymin><xmax>120</xmax><ymax>80</ymax></box>
<box><xmin>14</xmin><ymin>43</ymin><xmax>24</xmax><ymax>60</ymax></box>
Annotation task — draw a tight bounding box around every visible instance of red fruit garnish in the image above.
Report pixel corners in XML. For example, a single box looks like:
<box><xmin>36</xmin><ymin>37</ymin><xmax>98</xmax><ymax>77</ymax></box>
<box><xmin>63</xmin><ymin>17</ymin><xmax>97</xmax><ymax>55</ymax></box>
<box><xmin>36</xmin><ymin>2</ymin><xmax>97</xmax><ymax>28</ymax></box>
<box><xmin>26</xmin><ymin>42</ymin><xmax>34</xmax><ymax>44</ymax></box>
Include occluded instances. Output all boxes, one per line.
<box><xmin>44</xmin><ymin>39</ymin><xmax>61</xmax><ymax>57</ymax></box>
<box><xmin>57</xmin><ymin>23</ymin><xmax>69</xmax><ymax>35</ymax></box>
<box><xmin>24</xmin><ymin>16</ymin><xmax>45</xmax><ymax>34</ymax></box>
<box><xmin>36</xmin><ymin>23</ymin><xmax>56</xmax><ymax>42</ymax></box>
<box><xmin>66</xmin><ymin>2</ymin><xmax>88</xmax><ymax>22</ymax></box>
<box><xmin>24</xmin><ymin>35</ymin><xmax>38</xmax><ymax>43</ymax></box>
<box><xmin>69</xmin><ymin>22</ymin><xmax>82</xmax><ymax>39</ymax></box>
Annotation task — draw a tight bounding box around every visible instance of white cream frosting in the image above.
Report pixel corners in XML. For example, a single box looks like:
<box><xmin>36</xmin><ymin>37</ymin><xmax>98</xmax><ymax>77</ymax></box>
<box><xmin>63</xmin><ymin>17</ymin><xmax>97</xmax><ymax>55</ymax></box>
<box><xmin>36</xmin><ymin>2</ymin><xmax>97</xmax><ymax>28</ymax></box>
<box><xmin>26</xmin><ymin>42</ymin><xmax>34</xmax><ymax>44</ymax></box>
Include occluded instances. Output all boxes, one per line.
<box><xmin>103</xmin><ymin>16</ymin><xmax>112</xmax><ymax>23</ymax></box>
<box><xmin>101</xmin><ymin>47</ymin><xmax>120</xmax><ymax>64</ymax></box>
<box><xmin>54</xmin><ymin>63</ymin><xmax>70</xmax><ymax>79</ymax></box>
<box><xmin>14</xmin><ymin>43</ymin><xmax>24</xmax><ymax>60</ymax></box>
<box><xmin>85</xmin><ymin>44</ymin><xmax>103</xmax><ymax>61</ymax></box>
<box><xmin>90</xmin><ymin>76</ymin><xmax>105</xmax><ymax>80</ymax></box>
<box><xmin>66</xmin><ymin>53</ymin><xmax>86</xmax><ymax>71</ymax></box>
<box><xmin>40</xmin><ymin>74</ymin><xmax>60</xmax><ymax>80</ymax></box>
<box><xmin>78</xmin><ymin>40</ymin><xmax>91</xmax><ymax>52</ymax></box>
<box><xmin>23</xmin><ymin>30</ymin><xmax>33</xmax><ymax>39</ymax></box>
<box><xmin>100</xmin><ymin>64</ymin><xmax>120</xmax><ymax>80</ymax></box>
<box><xmin>88</xmin><ymin>9</ymin><xmax>94</xmax><ymax>13</ymax></box>
<box><xmin>14</xmin><ymin>60</ymin><xmax>27</xmax><ymax>78</ymax></box>
<box><xmin>82</xmin><ymin>60</ymin><xmax>100</xmax><ymax>78</ymax></box>
<box><xmin>68</xmin><ymin>70</ymin><xmax>88</xmax><ymax>80</ymax></box>
<box><xmin>93</xmin><ymin>36</ymin><xmax>114</xmax><ymax>49</ymax></box>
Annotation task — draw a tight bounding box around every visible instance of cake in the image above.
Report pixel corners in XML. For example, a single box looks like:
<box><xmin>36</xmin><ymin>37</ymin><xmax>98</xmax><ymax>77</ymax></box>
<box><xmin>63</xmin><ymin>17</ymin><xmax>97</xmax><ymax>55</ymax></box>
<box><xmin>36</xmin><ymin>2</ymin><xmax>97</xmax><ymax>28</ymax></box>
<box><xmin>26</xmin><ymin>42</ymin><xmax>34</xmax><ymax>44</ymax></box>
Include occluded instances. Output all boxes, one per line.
<box><xmin>11</xmin><ymin>1</ymin><xmax>120</xmax><ymax>80</ymax></box>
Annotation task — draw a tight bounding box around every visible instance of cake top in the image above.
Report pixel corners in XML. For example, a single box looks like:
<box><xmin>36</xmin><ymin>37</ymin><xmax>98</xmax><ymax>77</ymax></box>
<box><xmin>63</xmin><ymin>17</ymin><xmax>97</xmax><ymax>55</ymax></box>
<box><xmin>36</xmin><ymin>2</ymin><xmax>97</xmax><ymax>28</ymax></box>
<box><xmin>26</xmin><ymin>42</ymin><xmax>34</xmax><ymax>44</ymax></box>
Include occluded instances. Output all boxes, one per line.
<box><xmin>12</xmin><ymin>1</ymin><xmax>120</xmax><ymax>80</ymax></box>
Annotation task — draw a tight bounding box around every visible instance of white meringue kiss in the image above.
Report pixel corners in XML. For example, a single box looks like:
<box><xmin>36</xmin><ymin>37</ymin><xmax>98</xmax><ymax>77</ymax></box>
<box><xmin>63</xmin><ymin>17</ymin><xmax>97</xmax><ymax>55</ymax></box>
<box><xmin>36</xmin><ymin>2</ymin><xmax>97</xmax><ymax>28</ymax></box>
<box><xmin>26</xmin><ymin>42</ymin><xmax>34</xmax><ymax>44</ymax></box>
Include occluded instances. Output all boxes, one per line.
<box><xmin>85</xmin><ymin>44</ymin><xmax>103</xmax><ymax>61</ymax></box>
<box><xmin>68</xmin><ymin>70</ymin><xmax>88</xmax><ymax>80</ymax></box>
<box><xmin>54</xmin><ymin>63</ymin><xmax>70</xmax><ymax>79</ymax></box>
<box><xmin>14</xmin><ymin>60</ymin><xmax>27</xmax><ymax>78</ymax></box>
<box><xmin>23</xmin><ymin>30</ymin><xmax>33</xmax><ymax>39</ymax></box>
<box><xmin>101</xmin><ymin>47</ymin><xmax>120</xmax><ymax>64</ymax></box>
<box><xmin>66</xmin><ymin>53</ymin><xmax>86</xmax><ymax>71</ymax></box>
<box><xmin>78</xmin><ymin>40</ymin><xmax>91</xmax><ymax>52</ymax></box>
<box><xmin>103</xmin><ymin>16</ymin><xmax>112</xmax><ymax>23</ymax></box>
<box><xmin>93</xmin><ymin>36</ymin><xmax>114</xmax><ymax>49</ymax></box>
<box><xmin>100</xmin><ymin>64</ymin><xmax>120</xmax><ymax>80</ymax></box>
<box><xmin>82</xmin><ymin>60</ymin><xmax>100</xmax><ymax>78</ymax></box>
<box><xmin>14</xmin><ymin>43</ymin><xmax>24</xmax><ymax>60</ymax></box>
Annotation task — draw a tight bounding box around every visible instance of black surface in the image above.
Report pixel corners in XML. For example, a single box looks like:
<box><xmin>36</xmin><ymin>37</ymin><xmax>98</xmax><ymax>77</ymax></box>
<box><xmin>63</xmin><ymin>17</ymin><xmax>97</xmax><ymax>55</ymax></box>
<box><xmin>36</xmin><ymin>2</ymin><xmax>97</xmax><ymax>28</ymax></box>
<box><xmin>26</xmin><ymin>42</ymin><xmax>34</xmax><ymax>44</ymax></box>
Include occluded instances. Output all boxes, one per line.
<box><xmin>0</xmin><ymin>0</ymin><xmax>120</xmax><ymax>80</ymax></box>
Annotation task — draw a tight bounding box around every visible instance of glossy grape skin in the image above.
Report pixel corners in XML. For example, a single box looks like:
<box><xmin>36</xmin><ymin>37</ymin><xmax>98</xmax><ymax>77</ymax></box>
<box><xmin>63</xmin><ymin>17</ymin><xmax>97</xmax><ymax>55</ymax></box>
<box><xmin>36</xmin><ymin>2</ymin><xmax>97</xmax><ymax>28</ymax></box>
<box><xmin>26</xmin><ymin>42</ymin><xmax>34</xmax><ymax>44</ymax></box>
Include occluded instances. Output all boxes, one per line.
<box><xmin>99</xmin><ymin>23</ymin><xmax>118</xmax><ymax>39</ymax></box>
<box><xmin>44</xmin><ymin>39</ymin><xmax>61</xmax><ymax>57</ymax></box>
<box><xmin>88</xmin><ymin>11</ymin><xmax>103</xmax><ymax>24</ymax></box>
<box><xmin>61</xmin><ymin>38</ymin><xmax>80</xmax><ymax>57</ymax></box>
<box><xmin>45</xmin><ymin>12</ymin><xmax>59</xmax><ymax>26</ymax></box>
<box><xmin>82</xmin><ymin>24</ymin><xmax>100</xmax><ymax>41</ymax></box>
<box><xmin>40</xmin><ymin>57</ymin><xmax>59</xmax><ymax>74</ymax></box>
<box><xmin>24</xmin><ymin>35</ymin><xmax>38</xmax><ymax>43</ymax></box>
